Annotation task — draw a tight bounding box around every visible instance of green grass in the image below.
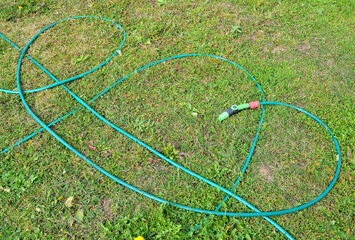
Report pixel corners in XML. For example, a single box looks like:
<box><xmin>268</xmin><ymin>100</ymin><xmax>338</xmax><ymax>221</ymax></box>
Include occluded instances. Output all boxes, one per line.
<box><xmin>0</xmin><ymin>0</ymin><xmax>354</xmax><ymax>239</ymax></box>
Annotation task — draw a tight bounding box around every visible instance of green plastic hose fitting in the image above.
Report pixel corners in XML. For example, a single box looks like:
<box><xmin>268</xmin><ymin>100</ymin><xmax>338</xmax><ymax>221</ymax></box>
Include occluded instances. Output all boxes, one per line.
<box><xmin>218</xmin><ymin>101</ymin><xmax>260</xmax><ymax>122</ymax></box>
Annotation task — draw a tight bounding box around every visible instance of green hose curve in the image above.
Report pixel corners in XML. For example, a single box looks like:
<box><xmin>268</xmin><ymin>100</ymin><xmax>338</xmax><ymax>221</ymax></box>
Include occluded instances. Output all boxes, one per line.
<box><xmin>1</xmin><ymin>16</ymin><xmax>341</xmax><ymax>240</ymax></box>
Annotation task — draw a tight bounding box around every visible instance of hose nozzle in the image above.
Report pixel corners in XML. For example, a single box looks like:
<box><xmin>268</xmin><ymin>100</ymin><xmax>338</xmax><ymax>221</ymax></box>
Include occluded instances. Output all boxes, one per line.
<box><xmin>218</xmin><ymin>101</ymin><xmax>260</xmax><ymax>122</ymax></box>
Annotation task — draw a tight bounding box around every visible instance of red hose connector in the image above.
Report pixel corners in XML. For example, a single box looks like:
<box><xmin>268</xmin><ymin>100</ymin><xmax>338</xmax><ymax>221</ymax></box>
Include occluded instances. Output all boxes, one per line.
<box><xmin>249</xmin><ymin>101</ymin><xmax>260</xmax><ymax>109</ymax></box>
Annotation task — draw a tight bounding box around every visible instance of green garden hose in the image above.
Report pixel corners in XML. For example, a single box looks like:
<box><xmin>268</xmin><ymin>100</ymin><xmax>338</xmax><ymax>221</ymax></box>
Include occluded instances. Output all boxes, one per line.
<box><xmin>0</xmin><ymin>16</ymin><xmax>341</xmax><ymax>239</ymax></box>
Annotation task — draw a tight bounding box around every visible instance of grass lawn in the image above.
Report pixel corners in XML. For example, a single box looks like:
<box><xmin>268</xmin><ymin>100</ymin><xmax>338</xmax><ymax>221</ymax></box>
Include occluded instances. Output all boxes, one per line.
<box><xmin>0</xmin><ymin>0</ymin><xmax>354</xmax><ymax>239</ymax></box>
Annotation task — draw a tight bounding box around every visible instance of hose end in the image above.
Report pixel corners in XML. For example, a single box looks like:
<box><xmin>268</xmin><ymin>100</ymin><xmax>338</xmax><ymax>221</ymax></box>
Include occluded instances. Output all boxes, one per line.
<box><xmin>218</xmin><ymin>112</ymin><xmax>229</xmax><ymax>122</ymax></box>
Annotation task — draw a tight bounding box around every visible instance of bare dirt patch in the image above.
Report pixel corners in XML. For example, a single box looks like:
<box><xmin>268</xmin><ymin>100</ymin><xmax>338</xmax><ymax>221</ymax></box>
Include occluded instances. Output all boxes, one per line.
<box><xmin>271</xmin><ymin>46</ymin><xmax>288</xmax><ymax>54</ymax></box>
<box><xmin>258</xmin><ymin>164</ymin><xmax>274</xmax><ymax>181</ymax></box>
<box><xmin>102</xmin><ymin>198</ymin><xmax>114</xmax><ymax>221</ymax></box>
